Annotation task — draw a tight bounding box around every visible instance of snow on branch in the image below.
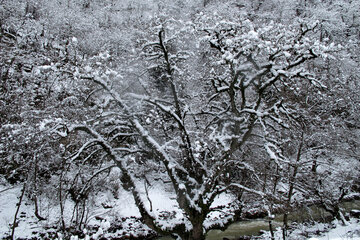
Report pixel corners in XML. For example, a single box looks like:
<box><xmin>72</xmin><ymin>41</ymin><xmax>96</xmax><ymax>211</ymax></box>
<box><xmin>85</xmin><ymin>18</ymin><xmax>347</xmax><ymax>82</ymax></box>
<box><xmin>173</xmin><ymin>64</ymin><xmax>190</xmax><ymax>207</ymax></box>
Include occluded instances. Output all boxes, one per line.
<box><xmin>128</xmin><ymin>93</ymin><xmax>183</xmax><ymax>125</ymax></box>
<box><xmin>227</xmin><ymin>183</ymin><xmax>265</xmax><ymax>197</ymax></box>
<box><xmin>70</xmin><ymin>139</ymin><xmax>104</xmax><ymax>162</ymax></box>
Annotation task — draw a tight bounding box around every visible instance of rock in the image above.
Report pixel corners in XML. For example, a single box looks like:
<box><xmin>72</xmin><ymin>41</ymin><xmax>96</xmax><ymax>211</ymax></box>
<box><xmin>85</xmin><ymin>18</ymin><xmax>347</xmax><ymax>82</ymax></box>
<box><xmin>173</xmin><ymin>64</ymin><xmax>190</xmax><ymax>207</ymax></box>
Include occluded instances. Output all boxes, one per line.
<box><xmin>350</xmin><ymin>209</ymin><xmax>360</xmax><ymax>218</ymax></box>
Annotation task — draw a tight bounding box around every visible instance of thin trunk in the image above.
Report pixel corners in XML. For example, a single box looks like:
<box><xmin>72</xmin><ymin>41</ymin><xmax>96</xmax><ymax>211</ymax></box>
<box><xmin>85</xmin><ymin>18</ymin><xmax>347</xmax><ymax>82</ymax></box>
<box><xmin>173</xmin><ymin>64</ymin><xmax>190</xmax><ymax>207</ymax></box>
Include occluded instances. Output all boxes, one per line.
<box><xmin>283</xmin><ymin>132</ymin><xmax>304</xmax><ymax>240</ymax></box>
<box><xmin>144</xmin><ymin>178</ymin><xmax>153</xmax><ymax>212</ymax></box>
<box><xmin>282</xmin><ymin>213</ymin><xmax>288</xmax><ymax>240</ymax></box>
<box><xmin>11</xmin><ymin>182</ymin><xmax>26</xmax><ymax>240</ymax></box>
<box><xmin>59</xmin><ymin>163</ymin><xmax>66</xmax><ymax>232</ymax></box>
<box><xmin>33</xmin><ymin>154</ymin><xmax>46</xmax><ymax>221</ymax></box>
<box><xmin>34</xmin><ymin>195</ymin><xmax>46</xmax><ymax>221</ymax></box>
<box><xmin>269</xmin><ymin>220</ymin><xmax>275</xmax><ymax>240</ymax></box>
<box><xmin>78</xmin><ymin>199</ymin><xmax>87</xmax><ymax>230</ymax></box>
<box><xmin>311</xmin><ymin>158</ymin><xmax>317</xmax><ymax>173</ymax></box>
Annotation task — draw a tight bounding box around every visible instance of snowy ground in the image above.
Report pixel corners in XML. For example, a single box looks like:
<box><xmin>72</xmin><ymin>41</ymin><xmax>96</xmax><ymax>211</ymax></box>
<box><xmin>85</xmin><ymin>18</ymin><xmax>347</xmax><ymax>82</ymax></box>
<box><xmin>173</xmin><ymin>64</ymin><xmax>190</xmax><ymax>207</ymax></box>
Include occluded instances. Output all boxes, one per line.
<box><xmin>306</xmin><ymin>219</ymin><xmax>360</xmax><ymax>240</ymax></box>
<box><xmin>259</xmin><ymin>218</ymin><xmax>360</xmax><ymax>240</ymax></box>
<box><xmin>0</xmin><ymin>185</ymin><xmax>41</xmax><ymax>238</ymax></box>
<box><xmin>0</xmin><ymin>179</ymin><xmax>236</xmax><ymax>239</ymax></box>
<box><xmin>1</xmin><ymin>181</ymin><xmax>360</xmax><ymax>240</ymax></box>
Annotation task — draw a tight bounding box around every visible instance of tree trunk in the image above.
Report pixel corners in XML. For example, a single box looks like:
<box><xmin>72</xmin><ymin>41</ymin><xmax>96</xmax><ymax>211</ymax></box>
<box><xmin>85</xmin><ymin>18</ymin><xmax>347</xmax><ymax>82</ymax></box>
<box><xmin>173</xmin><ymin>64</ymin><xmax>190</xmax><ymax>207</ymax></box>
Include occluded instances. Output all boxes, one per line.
<box><xmin>190</xmin><ymin>222</ymin><xmax>206</xmax><ymax>240</ymax></box>
<box><xmin>282</xmin><ymin>213</ymin><xmax>288</xmax><ymax>240</ymax></box>
<box><xmin>269</xmin><ymin>220</ymin><xmax>275</xmax><ymax>240</ymax></box>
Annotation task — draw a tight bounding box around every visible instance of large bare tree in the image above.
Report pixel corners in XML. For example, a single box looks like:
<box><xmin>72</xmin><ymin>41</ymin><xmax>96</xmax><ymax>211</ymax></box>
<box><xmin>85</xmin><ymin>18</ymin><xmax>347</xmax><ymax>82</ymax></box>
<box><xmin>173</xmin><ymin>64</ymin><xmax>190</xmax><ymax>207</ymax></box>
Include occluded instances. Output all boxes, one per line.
<box><xmin>59</xmin><ymin>17</ymin><xmax>334</xmax><ymax>239</ymax></box>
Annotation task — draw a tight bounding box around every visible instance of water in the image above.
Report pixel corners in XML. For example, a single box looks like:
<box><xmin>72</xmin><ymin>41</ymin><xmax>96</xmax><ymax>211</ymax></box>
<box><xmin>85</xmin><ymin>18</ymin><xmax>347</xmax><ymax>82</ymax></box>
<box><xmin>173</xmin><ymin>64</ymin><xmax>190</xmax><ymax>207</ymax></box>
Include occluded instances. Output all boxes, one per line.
<box><xmin>157</xmin><ymin>200</ymin><xmax>360</xmax><ymax>240</ymax></box>
<box><xmin>206</xmin><ymin>219</ymin><xmax>282</xmax><ymax>240</ymax></box>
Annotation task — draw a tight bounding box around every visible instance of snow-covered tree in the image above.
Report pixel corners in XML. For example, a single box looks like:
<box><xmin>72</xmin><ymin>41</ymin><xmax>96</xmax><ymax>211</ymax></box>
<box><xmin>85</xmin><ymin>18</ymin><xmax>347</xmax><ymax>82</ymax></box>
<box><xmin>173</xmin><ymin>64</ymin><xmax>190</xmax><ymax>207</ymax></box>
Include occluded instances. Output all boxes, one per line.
<box><xmin>57</xmin><ymin>15</ymin><xmax>339</xmax><ymax>239</ymax></box>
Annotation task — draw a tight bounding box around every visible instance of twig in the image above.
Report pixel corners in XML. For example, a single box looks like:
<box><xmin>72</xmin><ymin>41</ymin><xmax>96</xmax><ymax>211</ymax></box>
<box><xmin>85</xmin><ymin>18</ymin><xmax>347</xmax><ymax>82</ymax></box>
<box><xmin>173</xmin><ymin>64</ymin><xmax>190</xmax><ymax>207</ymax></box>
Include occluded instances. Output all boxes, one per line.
<box><xmin>0</xmin><ymin>187</ymin><xmax>16</xmax><ymax>194</ymax></box>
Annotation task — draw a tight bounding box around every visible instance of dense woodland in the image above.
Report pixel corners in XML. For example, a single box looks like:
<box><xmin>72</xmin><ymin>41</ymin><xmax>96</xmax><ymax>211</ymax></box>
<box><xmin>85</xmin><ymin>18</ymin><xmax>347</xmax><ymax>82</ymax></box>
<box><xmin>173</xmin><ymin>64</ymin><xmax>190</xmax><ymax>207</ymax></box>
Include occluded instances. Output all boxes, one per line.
<box><xmin>1</xmin><ymin>0</ymin><xmax>360</xmax><ymax>239</ymax></box>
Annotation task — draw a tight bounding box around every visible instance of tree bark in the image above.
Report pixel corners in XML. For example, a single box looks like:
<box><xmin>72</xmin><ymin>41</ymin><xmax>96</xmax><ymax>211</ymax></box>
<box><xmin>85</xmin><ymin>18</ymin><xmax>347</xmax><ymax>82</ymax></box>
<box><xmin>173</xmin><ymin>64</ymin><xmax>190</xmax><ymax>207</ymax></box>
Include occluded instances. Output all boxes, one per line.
<box><xmin>190</xmin><ymin>222</ymin><xmax>206</xmax><ymax>240</ymax></box>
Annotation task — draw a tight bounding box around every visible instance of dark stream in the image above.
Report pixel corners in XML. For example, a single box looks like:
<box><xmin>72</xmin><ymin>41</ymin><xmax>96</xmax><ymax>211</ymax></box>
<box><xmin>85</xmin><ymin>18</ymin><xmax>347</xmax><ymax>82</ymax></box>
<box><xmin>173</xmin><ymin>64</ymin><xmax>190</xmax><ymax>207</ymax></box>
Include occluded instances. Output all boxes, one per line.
<box><xmin>158</xmin><ymin>200</ymin><xmax>360</xmax><ymax>240</ymax></box>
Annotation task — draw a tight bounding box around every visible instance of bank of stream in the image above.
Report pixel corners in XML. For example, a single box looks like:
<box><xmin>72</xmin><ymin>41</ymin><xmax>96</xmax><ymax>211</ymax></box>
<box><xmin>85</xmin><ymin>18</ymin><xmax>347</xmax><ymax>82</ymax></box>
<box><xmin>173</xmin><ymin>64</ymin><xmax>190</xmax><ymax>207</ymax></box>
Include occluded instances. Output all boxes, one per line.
<box><xmin>157</xmin><ymin>200</ymin><xmax>360</xmax><ymax>240</ymax></box>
